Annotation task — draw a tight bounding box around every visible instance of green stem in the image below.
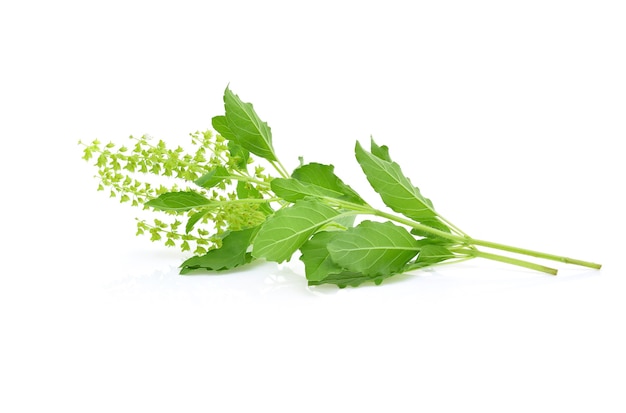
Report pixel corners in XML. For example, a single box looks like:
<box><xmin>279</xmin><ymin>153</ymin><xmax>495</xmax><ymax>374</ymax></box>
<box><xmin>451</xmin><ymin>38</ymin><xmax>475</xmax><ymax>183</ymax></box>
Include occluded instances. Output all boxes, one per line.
<box><xmin>276</xmin><ymin>158</ymin><xmax>291</xmax><ymax>178</ymax></box>
<box><xmin>462</xmin><ymin>237</ymin><xmax>602</xmax><ymax>270</ymax></box>
<box><xmin>456</xmin><ymin>248</ymin><xmax>558</xmax><ymax>275</ymax></box>
<box><xmin>229</xmin><ymin>171</ymin><xmax>270</xmax><ymax>187</ymax></box>
<box><xmin>372</xmin><ymin>208</ymin><xmax>601</xmax><ymax>271</ymax></box>
<box><xmin>318</xmin><ymin>197</ymin><xmax>377</xmax><ymax>215</ymax></box>
<box><xmin>436</xmin><ymin>214</ymin><xmax>470</xmax><ymax>238</ymax></box>
<box><xmin>274</xmin><ymin>183</ymin><xmax>601</xmax><ymax>273</ymax></box>
<box><xmin>210</xmin><ymin>197</ymin><xmax>281</xmax><ymax>206</ymax></box>
<box><xmin>270</xmin><ymin>159</ymin><xmax>290</xmax><ymax>179</ymax></box>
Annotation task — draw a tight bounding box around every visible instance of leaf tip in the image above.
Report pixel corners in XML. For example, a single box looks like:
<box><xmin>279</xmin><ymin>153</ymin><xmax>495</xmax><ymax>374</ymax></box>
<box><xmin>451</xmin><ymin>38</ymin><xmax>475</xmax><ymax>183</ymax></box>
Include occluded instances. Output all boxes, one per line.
<box><xmin>354</xmin><ymin>140</ymin><xmax>365</xmax><ymax>154</ymax></box>
<box><xmin>223</xmin><ymin>83</ymin><xmax>234</xmax><ymax>101</ymax></box>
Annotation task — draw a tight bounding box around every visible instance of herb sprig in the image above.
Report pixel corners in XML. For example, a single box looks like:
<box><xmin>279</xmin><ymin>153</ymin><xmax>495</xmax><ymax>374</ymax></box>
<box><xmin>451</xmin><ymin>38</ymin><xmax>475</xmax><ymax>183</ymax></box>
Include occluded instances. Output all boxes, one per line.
<box><xmin>81</xmin><ymin>86</ymin><xmax>601</xmax><ymax>288</ymax></box>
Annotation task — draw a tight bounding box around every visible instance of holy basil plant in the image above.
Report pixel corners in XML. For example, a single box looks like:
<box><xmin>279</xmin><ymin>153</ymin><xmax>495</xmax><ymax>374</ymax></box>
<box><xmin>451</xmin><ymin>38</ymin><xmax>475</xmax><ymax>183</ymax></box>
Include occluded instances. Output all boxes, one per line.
<box><xmin>80</xmin><ymin>86</ymin><xmax>601</xmax><ymax>288</ymax></box>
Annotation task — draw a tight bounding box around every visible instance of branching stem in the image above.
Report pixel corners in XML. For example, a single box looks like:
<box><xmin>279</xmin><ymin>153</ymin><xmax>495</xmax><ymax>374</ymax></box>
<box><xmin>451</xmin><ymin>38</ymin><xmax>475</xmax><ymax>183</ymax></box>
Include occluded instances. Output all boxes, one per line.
<box><xmin>371</xmin><ymin>208</ymin><xmax>601</xmax><ymax>273</ymax></box>
<box><xmin>454</xmin><ymin>248</ymin><xmax>558</xmax><ymax>275</ymax></box>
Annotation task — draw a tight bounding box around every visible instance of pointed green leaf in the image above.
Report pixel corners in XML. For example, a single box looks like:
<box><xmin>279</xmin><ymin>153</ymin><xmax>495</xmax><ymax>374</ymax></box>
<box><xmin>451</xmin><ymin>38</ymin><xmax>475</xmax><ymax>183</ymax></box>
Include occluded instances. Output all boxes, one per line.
<box><xmin>299</xmin><ymin>230</ymin><xmax>394</xmax><ymax>287</ymax></box>
<box><xmin>327</xmin><ymin>220</ymin><xmax>419</xmax><ymax>276</ymax></box>
<box><xmin>355</xmin><ymin>139</ymin><xmax>438</xmax><ymax>221</ymax></box>
<box><xmin>145</xmin><ymin>191</ymin><xmax>212</xmax><ymax>212</ymax></box>
<box><xmin>291</xmin><ymin>163</ymin><xmax>365</xmax><ymax>205</ymax></box>
<box><xmin>194</xmin><ymin>166</ymin><xmax>231</xmax><ymax>188</ymax></box>
<box><xmin>407</xmin><ymin>244</ymin><xmax>455</xmax><ymax>270</ymax></box>
<box><xmin>369</xmin><ymin>139</ymin><xmax>392</xmax><ymax>162</ymax></box>
<box><xmin>271</xmin><ymin>178</ymin><xmax>347</xmax><ymax>203</ymax></box>
<box><xmin>410</xmin><ymin>219</ymin><xmax>454</xmax><ymax>245</ymax></box>
<box><xmin>186</xmin><ymin>210</ymin><xmax>209</xmax><ymax>234</ymax></box>
<box><xmin>228</xmin><ymin>140</ymin><xmax>250</xmax><ymax>169</ymax></box>
<box><xmin>252</xmin><ymin>199</ymin><xmax>340</xmax><ymax>263</ymax></box>
<box><xmin>211</xmin><ymin>115</ymin><xmax>237</xmax><ymax>141</ymax></box>
<box><xmin>236</xmin><ymin>180</ymin><xmax>260</xmax><ymax>199</ymax></box>
<box><xmin>223</xmin><ymin>87</ymin><xmax>276</xmax><ymax>161</ymax></box>
<box><xmin>180</xmin><ymin>226</ymin><xmax>259</xmax><ymax>273</ymax></box>
<box><xmin>300</xmin><ymin>229</ymin><xmax>402</xmax><ymax>286</ymax></box>
<box><xmin>410</xmin><ymin>219</ymin><xmax>450</xmax><ymax>237</ymax></box>
<box><xmin>322</xmin><ymin>213</ymin><xmax>356</xmax><ymax>232</ymax></box>
<box><xmin>299</xmin><ymin>231</ymin><xmax>345</xmax><ymax>282</ymax></box>
<box><xmin>212</xmin><ymin>116</ymin><xmax>250</xmax><ymax>168</ymax></box>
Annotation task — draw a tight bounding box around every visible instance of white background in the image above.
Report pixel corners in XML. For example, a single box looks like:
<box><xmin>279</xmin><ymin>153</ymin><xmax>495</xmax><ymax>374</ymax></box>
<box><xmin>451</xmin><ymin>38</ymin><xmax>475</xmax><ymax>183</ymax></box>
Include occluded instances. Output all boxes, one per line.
<box><xmin>1</xmin><ymin>1</ymin><xmax>624</xmax><ymax>412</ymax></box>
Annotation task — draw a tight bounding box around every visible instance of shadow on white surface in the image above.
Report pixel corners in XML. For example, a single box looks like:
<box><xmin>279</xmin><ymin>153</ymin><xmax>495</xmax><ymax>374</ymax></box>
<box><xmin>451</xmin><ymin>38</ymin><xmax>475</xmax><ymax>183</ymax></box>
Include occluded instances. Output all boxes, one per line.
<box><xmin>98</xmin><ymin>251</ymin><xmax>608</xmax><ymax>306</ymax></box>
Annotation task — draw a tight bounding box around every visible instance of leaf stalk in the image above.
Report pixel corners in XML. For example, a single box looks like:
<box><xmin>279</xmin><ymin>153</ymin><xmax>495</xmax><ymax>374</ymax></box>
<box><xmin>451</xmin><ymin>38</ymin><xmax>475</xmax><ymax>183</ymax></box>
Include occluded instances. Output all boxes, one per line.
<box><xmin>371</xmin><ymin>208</ymin><xmax>600</xmax><ymax>273</ymax></box>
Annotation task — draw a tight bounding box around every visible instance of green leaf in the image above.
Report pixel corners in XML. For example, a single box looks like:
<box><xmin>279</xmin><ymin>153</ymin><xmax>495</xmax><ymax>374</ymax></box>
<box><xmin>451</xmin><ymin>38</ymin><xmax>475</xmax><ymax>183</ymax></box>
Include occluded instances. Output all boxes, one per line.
<box><xmin>410</xmin><ymin>219</ymin><xmax>453</xmax><ymax>244</ymax></box>
<box><xmin>145</xmin><ymin>191</ymin><xmax>212</xmax><ymax>212</ymax></box>
<box><xmin>369</xmin><ymin>139</ymin><xmax>392</xmax><ymax>162</ymax></box>
<box><xmin>252</xmin><ymin>199</ymin><xmax>340</xmax><ymax>263</ymax></box>
<box><xmin>291</xmin><ymin>163</ymin><xmax>365</xmax><ymax>205</ymax></box>
<box><xmin>271</xmin><ymin>178</ymin><xmax>347</xmax><ymax>203</ymax></box>
<box><xmin>299</xmin><ymin>230</ymin><xmax>397</xmax><ymax>288</ymax></box>
<box><xmin>355</xmin><ymin>139</ymin><xmax>438</xmax><ymax>221</ymax></box>
<box><xmin>194</xmin><ymin>166</ymin><xmax>231</xmax><ymax>188</ymax></box>
<box><xmin>228</xmin><ymin>140</ymin><xmax>250</xmax><ymax>169</ymax></box>
<box><xmin>323</xmin><ymin>214</ymin><xmax>356</xmax><ymax>231</ymax></box>
<box><xmin>186</xmin><ymin>210</ymin><xmax>209</xmax><ymax>234</ymax></box>
<box><xmin>299</xmin><ymin>231</ymin><xmax>345</xmax><ymax>282</ymax></box>
<box><xmin>213</xmin><ymin>116</ymin><xmax>251</xmax><ymax>169</ymax></box>
<box><xmin>180</xmin><ymin>226</ymin><xmax>259</xmax><ymax>273</ymax></box>
<box><xmin>408</xmin><ymin>244</ymin><xmax>455</xmax><ymax>270</ymax></box>
<box><xmin>223</xmin><ymin>86</ymin><xmax>277</xmax><ymax>161</ymax></box>
<box><xmin>410</xmin><ymin>219</ymin><xmax>450</xmax><ymax>237</ymax></box>
<box><xmin>211</xmin><ymin>115</ymin><xmax>237</xmax><ymax>141</ymax></box>
<box><xmin>300</xmin><ymin>230</ymin><xmax>400</xmax><ymax>285</ymax></box>
<box><xmin>327</xmin><ymin>220</ymin><xmax>419</xmax><ymax>276</ymax></box>
<box><xmin>236</xmin><ymin>180</ymin><xmax>258</xmax><ymax>199</ymax></box>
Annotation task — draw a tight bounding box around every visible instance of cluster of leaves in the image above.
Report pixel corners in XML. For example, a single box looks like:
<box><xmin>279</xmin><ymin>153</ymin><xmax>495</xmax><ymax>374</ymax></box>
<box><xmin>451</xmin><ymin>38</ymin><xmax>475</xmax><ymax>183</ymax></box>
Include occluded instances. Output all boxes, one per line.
<box><xmin>82</xmin><ymin>86</ymin><xmax>601</xmax><ymax>288</ymax></box>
